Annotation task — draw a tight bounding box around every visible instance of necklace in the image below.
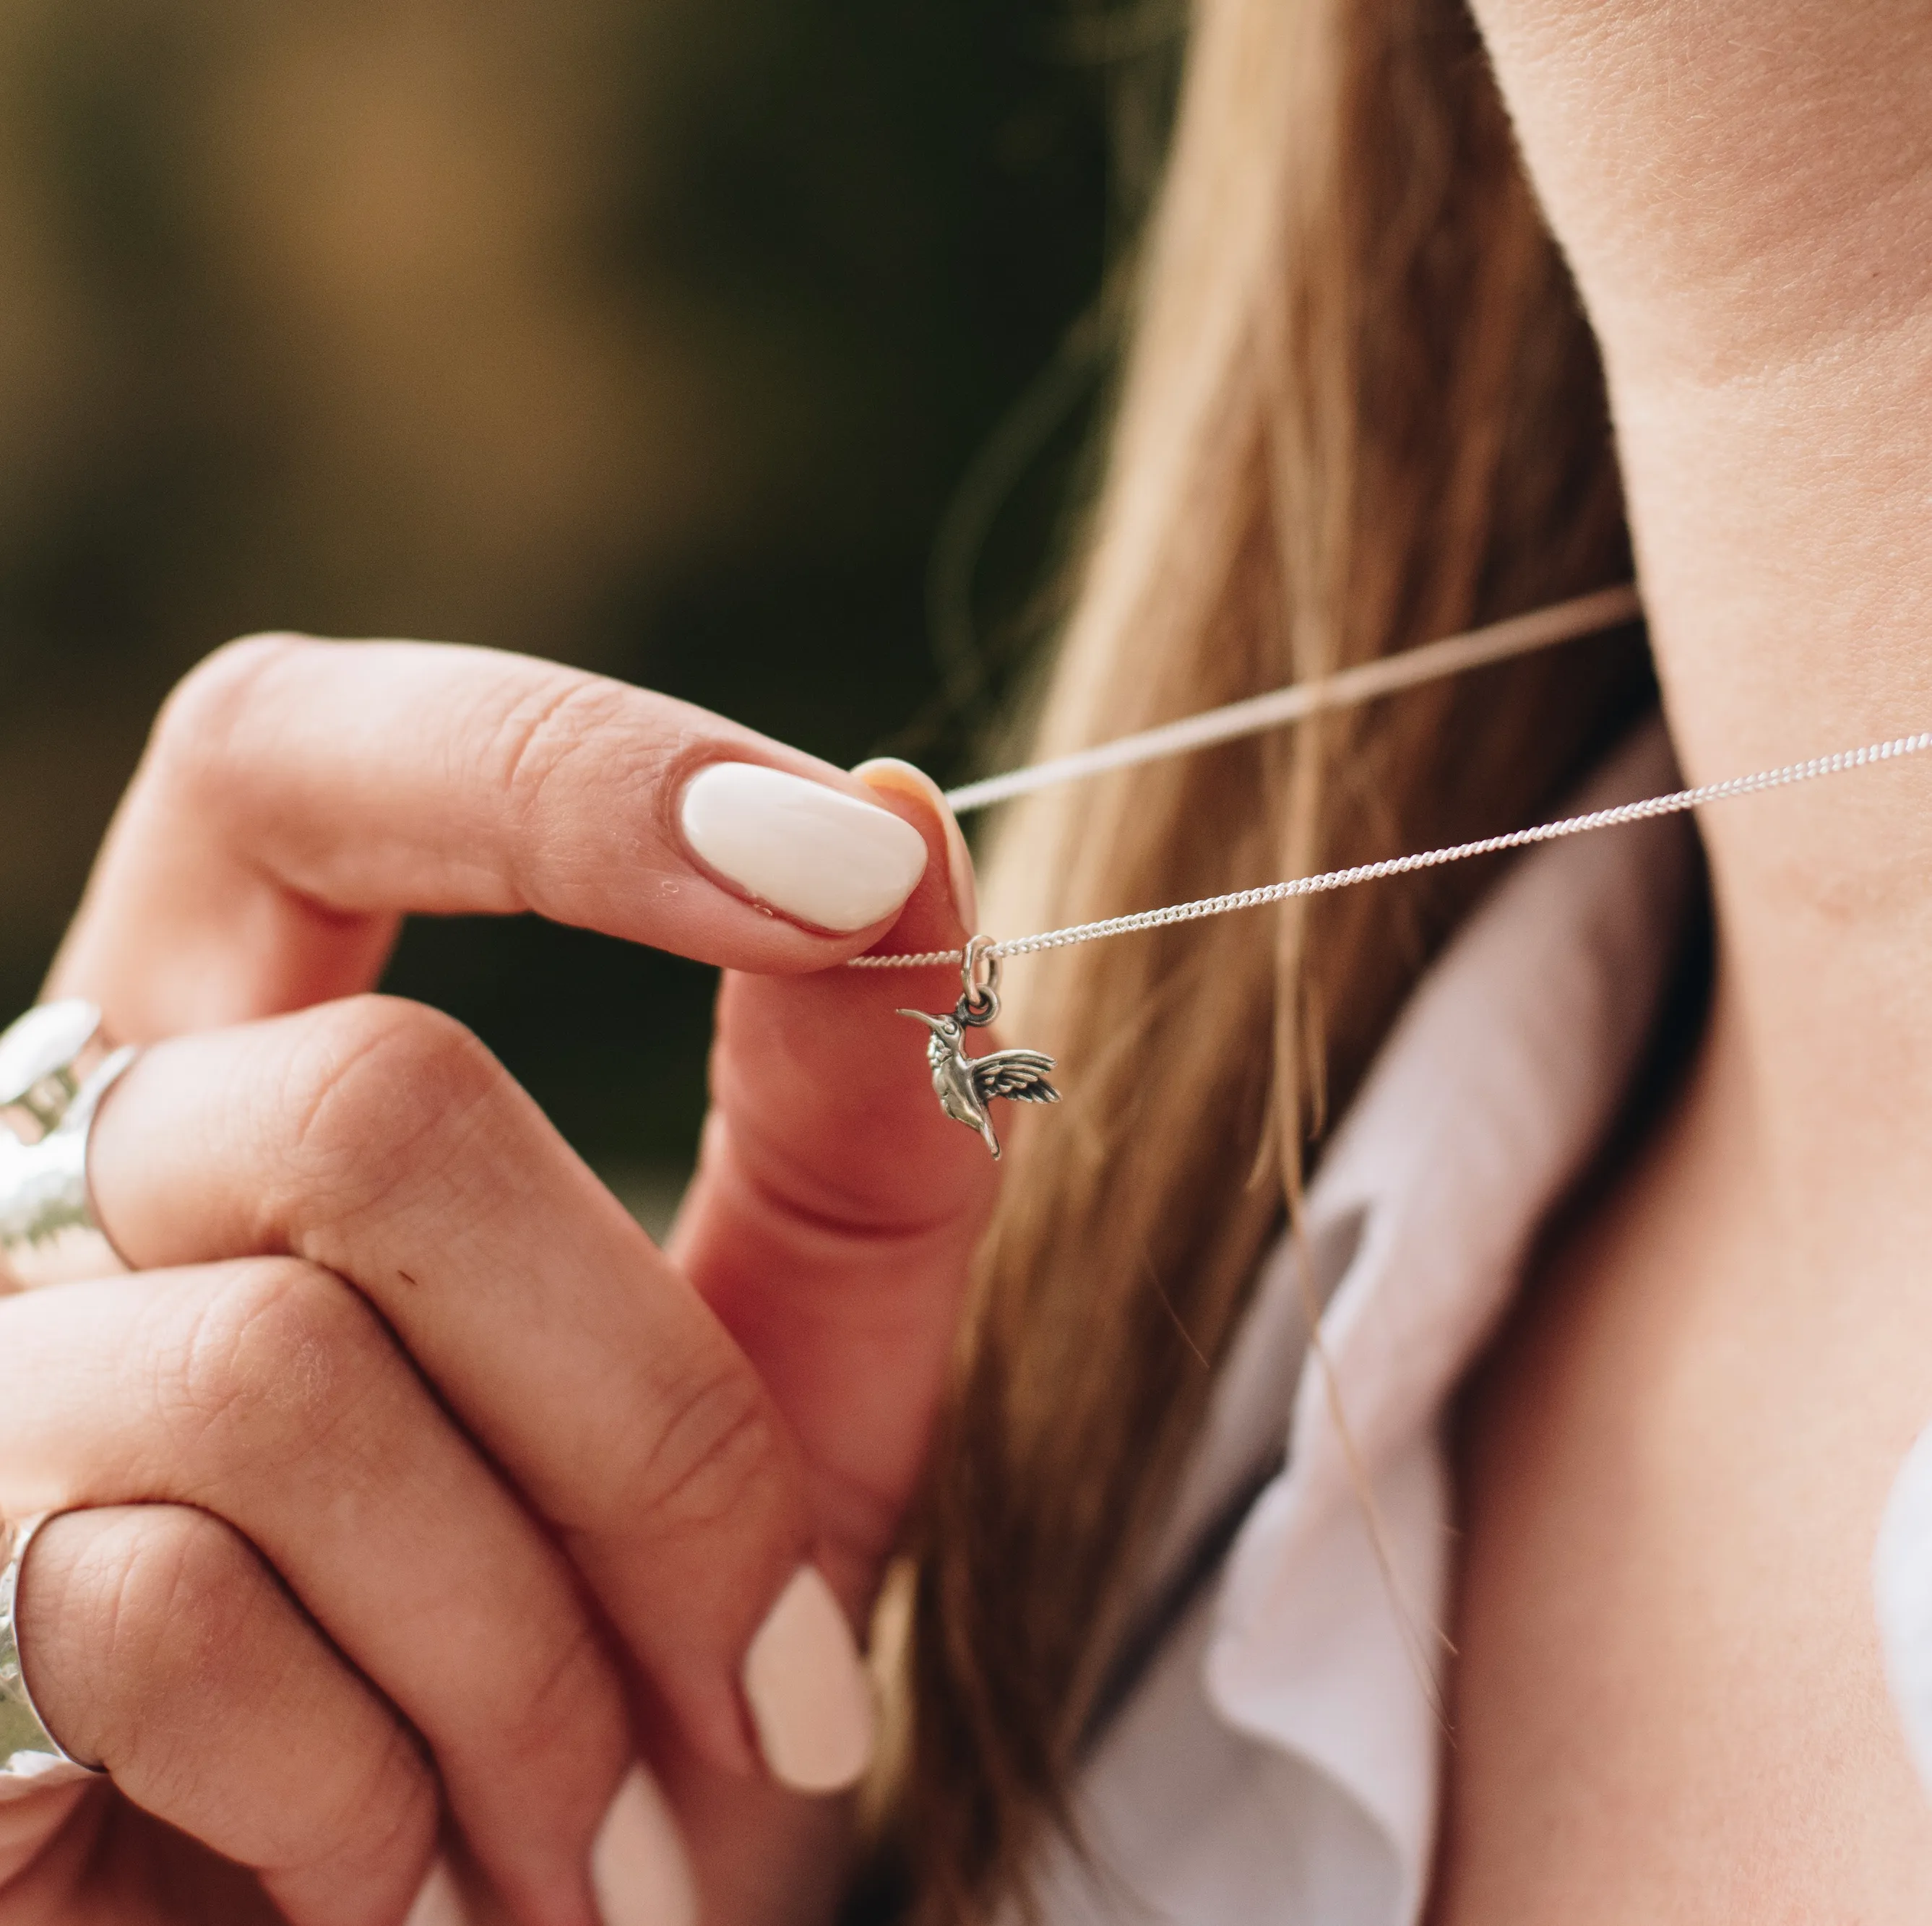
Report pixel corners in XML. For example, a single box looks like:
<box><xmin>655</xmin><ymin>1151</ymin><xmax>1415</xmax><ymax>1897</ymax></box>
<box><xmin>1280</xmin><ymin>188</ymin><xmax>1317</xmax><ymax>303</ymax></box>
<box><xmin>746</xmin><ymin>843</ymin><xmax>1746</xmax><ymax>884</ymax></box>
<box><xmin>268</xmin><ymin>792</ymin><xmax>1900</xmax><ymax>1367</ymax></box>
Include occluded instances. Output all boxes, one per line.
<box><xmin>940</xmin><ymin>580</ymin><xmax>1642</xmax><ymax>817</ymax></box>
<box><xmin>855</xmin><ymin>583</ymin><xmax>1932</xmax><ymax>1155</ymax></box>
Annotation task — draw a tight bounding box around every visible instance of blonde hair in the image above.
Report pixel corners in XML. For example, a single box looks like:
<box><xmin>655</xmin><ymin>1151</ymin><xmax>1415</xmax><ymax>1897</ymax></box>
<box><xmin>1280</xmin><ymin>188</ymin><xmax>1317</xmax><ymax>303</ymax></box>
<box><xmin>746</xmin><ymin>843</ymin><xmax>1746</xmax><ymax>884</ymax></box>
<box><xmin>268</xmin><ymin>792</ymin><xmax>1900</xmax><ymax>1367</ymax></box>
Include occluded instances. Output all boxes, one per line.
<box><xmin>891</xmin><ymin>0</ymin><xmax>1649</xmax><ymax>1914</ymax></box>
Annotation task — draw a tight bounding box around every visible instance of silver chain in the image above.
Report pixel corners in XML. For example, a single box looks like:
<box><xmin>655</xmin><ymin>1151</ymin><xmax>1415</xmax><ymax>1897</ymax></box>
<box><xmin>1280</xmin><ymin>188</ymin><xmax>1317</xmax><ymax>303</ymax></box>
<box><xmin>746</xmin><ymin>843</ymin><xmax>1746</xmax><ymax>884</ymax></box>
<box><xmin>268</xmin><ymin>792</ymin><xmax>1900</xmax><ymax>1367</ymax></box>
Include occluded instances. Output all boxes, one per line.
<box><xmin>846</xmin><ymin>730</ymin><xmax>1932</xmax><ymax>972</ymax></box>
<box><xmin>940</xmin><ymin>582</ymin><xmax>1641</xmax><ymax>817</ymax></box>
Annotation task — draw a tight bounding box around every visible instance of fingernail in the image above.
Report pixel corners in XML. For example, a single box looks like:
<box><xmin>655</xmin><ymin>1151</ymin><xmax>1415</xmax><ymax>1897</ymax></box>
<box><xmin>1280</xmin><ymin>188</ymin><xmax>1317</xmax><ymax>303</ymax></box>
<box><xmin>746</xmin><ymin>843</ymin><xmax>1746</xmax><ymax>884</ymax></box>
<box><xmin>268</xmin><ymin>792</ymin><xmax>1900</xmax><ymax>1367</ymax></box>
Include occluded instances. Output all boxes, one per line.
<box><xmin>404</xmin><ymin>1860</ymin><xmax>467</xmax><ymax>1926</ymax></box>
<box><xmin>852</xmin><ymin>756</ymin><xmax>978</xmax><ymax>929</ymax></box>
<box><xmin>680</xmin><ymin>761</ymin><xmax>928</xmax><ymax>933</ymax></box>
<box><xmin>741</xmin><ymin>1565</ymin><xmax>876</xmax><ymax>1795</ymax></box>
<box><xmin>591</xmin><ymin>1766</ymin><xmax>699</xmax><ymax>1926</ymax></box>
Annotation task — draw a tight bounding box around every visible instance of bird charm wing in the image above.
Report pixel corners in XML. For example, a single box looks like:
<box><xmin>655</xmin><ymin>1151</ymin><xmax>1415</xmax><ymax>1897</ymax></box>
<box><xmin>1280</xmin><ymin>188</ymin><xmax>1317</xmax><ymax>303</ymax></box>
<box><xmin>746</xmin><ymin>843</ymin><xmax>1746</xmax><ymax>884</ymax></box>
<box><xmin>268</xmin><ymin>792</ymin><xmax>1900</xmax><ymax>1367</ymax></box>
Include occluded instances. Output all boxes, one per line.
<box><xmin>970</xmin><ymin>1048</ymin><xmax>1060</xmax><ymax>1105</ymax></box>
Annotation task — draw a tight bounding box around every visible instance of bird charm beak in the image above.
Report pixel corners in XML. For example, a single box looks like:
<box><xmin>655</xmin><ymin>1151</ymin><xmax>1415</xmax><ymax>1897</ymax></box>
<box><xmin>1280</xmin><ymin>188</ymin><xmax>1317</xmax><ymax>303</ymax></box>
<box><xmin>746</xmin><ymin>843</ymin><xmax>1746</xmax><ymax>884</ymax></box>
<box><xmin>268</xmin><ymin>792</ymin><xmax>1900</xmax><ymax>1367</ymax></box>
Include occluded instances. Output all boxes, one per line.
<box><xmin>892</xmin><ymin>938</ymin><xmax>1060</xmax><ymax>1160</ymax></box>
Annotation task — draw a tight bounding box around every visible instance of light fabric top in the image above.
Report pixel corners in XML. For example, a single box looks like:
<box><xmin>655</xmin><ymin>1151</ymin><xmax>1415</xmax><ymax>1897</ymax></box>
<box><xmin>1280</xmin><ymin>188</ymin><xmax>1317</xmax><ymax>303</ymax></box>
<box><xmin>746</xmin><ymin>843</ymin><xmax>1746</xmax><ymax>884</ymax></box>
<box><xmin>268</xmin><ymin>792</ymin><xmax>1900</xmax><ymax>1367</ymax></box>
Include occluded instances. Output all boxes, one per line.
<box><xmin>1017</xmin><ymin>720</ymin><xmax>1697</xmax><ymax>1926</ymax></box>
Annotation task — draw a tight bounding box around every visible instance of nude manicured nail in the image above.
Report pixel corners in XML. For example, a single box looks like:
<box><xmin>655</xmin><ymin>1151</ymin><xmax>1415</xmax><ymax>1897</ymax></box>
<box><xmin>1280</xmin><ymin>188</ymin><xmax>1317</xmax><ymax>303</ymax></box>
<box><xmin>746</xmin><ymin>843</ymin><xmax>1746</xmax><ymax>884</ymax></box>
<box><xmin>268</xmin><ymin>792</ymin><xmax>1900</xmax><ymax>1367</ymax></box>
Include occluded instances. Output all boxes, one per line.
<box><xmin>591</xmin><ymin>1766</ymin><xmax>698</xmax><ymax>1926</ymax></box>
<box><xmin>742</xmin><ymin>1566</ymin><xmax>876</xmax><ymax>1794</ymax></box>
<box><xmin>403</xmin><ymin>1860</ymin><xmax>467</xmax><ymax>1926</ymax></box>
<box><xmin>680</xmin><ymin>761</ymin><xmax>928</xmax><ymax>932</ymax></box>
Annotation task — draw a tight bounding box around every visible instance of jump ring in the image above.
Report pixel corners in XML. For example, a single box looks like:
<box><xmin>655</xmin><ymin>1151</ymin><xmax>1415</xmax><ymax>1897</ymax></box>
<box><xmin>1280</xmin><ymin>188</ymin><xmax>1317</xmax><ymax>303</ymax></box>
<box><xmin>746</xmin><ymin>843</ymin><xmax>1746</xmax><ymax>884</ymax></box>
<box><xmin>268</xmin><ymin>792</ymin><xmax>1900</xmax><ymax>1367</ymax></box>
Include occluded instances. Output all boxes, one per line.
<box><xmin>957</xmin><ymin>935</ymin><xmax>1003</xmax><ymax>1026</ymax></box>
<box><xmin>960</xmin><ymin>934</ymin><xmax>1002</xmax><ymax>1003</ymax></box>
<box><xmin>1</xmin><ymin>1512</ymin><xmax>104</xmax><ymax>1795</ymax></box>
<box><xmin>0</xmin><ymin>1002</ymin><xmax>138</xmax><ymax>1292</ymax></box>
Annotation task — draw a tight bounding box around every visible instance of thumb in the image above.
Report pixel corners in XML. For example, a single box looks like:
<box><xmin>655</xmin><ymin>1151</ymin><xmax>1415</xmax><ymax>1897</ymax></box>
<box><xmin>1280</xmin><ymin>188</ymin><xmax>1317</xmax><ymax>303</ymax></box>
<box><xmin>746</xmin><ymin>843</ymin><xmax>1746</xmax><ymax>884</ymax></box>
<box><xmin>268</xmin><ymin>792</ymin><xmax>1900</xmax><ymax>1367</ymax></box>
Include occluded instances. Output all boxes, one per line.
<box><xmin>670</xmin><ymin>760</ymin><xmax>1004</xmax><ymax>1593</ymax></box>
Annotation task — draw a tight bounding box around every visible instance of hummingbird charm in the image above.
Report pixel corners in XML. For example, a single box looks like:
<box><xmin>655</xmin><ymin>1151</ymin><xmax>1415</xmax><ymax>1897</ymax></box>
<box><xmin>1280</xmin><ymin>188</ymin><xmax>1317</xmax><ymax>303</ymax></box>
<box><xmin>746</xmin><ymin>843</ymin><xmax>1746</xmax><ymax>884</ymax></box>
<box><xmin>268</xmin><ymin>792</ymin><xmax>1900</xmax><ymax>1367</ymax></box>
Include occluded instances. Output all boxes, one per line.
<box><xmin>897</xmin><ymin>936</ymin><xmax>1058</xmax><ymax>1160</ymax></box>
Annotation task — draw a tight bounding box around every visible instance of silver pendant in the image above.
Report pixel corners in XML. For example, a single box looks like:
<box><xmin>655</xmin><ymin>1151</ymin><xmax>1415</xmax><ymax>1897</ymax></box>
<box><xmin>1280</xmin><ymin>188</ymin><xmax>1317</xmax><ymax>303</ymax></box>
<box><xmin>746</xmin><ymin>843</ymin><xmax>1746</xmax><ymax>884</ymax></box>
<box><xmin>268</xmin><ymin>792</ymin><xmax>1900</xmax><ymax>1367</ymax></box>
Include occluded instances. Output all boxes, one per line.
<box><xmin>897</xmin><ymin>936</ymin><xmax>1058</xmax><ymax>1160</ymax></box>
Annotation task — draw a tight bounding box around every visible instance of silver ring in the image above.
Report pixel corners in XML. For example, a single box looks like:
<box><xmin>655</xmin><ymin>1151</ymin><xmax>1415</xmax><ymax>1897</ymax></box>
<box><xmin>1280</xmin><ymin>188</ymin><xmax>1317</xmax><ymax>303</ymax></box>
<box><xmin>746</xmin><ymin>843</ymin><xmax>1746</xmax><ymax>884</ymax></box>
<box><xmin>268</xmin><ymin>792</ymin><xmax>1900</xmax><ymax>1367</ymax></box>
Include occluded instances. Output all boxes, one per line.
<box><xmin>0</xmin><ymin>1002</ymin><xmax>137</xmax><ymax>1292</ymax></box>
<box><xmin>1</xmin><ymin>1513</ymin><xmax>103</xmax><ymax>1794</ymax></box>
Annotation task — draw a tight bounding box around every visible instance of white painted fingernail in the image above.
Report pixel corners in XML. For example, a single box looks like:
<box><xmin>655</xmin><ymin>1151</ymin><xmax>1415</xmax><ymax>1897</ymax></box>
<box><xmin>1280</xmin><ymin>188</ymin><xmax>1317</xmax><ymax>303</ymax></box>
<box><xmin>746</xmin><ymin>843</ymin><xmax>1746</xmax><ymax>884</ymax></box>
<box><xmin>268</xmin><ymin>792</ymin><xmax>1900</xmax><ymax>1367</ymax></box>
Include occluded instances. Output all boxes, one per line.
<box><xmin>742</xmin><ymin>1566</ymin><xmax>876</xmax><ymax>1794</ymax></box>
<box><xmin>1876</xmin><ymin>1421</ymin><xmax>1932</xmax><ymax>1800</ymax></box>
<box><xmin>404</xmin><ymin>1860</ymin><xmax>469</xmax><ymax>1926</ymax></box>
<box><xmin>591</xmin><ymin>1766</ymin><xmax>698</xmax><ymax>1926</ymax></box>
<box><xmin>680</xmin><ymin>762</ymin><xmax>928</xmax><ymax>933</ymax></box>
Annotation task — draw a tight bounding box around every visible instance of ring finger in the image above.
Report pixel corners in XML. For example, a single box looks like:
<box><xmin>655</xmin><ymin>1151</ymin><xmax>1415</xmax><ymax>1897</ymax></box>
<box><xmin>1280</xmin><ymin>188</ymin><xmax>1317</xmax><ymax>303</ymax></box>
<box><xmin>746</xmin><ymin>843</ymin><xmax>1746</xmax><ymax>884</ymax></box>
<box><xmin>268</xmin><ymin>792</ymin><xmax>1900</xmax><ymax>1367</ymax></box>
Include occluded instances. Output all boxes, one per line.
<box><xmin>17</xmin><ymin>1504</ymin><xmax>438</xmax><ymax>1926</ymax></box>
<box><xmin>0</xmin><ymin>1261</ymin><xmax>637</xmax><ymax>1926</ymax></box>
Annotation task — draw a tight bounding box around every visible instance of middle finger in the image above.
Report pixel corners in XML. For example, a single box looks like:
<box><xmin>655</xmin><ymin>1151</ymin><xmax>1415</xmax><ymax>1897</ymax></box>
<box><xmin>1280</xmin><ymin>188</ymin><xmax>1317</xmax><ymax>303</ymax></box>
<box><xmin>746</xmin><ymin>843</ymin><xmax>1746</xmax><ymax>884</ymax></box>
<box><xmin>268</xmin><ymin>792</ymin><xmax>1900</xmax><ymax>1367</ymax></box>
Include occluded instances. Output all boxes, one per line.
<box><xmin>82</xmin><ymin>993</ymin><xmax>874</xmax><ymax>1792</ymax></box>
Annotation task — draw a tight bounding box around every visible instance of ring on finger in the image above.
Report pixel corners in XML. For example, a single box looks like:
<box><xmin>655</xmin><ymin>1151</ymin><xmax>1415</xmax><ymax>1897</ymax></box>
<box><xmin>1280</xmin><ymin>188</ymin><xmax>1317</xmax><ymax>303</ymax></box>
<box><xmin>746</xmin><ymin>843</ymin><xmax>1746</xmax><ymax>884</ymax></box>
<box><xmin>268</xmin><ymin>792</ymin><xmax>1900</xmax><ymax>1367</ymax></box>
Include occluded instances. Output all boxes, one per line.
<box><xmin>0</xmin><ymin>1001</ymin><xmax>138</xmax><ymax>1292</ymax></box>
<box><xmin>0</xmin><ymin>1512</ymin><xmax>105</xmax><ymax>1795</ymax></box>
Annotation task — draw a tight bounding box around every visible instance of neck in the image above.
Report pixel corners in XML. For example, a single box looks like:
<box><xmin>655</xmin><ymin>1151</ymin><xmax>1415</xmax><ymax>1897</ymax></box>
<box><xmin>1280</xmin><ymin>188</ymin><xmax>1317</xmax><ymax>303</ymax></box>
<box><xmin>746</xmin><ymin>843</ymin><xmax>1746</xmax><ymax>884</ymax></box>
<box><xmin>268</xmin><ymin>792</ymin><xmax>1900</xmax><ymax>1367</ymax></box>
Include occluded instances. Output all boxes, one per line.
<box><xmin>1618</xmin><ymin>308</ymin><xmax>1932</xmax><ymax>1254</ymax></box>
<box><xmin>1465</xmin><ymin>0</ymin><xmax>1932</xmax><ymax>1253</ymax></box>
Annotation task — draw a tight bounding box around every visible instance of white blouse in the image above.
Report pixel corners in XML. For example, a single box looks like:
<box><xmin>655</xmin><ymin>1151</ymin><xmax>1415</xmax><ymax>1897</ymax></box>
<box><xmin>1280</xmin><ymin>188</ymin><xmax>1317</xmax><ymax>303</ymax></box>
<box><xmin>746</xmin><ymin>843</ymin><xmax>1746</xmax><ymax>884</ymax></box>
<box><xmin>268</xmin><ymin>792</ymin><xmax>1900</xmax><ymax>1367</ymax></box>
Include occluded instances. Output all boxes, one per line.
<box><xmin>1018</xmin><ymin>722</ymin><xmax>1697</xmax><ymax>1925</ymax></box>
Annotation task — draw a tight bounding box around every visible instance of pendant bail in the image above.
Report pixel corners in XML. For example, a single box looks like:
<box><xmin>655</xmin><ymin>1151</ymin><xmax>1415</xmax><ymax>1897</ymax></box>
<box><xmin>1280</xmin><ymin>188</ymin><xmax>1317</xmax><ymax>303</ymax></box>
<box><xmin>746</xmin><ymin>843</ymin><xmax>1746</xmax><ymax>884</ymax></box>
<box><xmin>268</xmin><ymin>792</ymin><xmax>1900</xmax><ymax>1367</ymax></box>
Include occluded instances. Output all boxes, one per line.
<box><xmin>959</xmin><ymin>934</ymin><xmax>1001</xmax><ymax>1027</ymax></box>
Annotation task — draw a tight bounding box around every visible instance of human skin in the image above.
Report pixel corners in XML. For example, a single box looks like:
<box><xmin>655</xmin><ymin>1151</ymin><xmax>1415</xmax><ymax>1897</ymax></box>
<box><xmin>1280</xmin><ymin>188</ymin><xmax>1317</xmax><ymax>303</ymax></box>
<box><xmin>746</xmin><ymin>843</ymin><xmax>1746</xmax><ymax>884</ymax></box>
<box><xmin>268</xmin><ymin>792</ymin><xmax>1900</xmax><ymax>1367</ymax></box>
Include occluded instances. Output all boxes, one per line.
<box><xmin>1433</xmin><ymin>4</ymin><xmax>1932</xmax><ymax>1918</ymax></box>
<box><xmin>9</xmin><ymin>9</ymin><xmax>1931</xmax><ymax>1924</ymax></box>
<box><xmin>0</xmin><ymin>639</ymin><xmax>999</xmax><ymax>1925</ymax></box>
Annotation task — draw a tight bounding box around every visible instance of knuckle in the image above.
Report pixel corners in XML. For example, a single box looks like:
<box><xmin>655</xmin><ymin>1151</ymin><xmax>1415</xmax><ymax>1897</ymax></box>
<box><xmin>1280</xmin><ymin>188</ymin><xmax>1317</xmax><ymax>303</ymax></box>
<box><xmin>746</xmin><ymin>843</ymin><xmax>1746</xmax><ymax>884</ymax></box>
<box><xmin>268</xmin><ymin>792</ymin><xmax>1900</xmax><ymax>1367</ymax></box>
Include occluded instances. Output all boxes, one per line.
<box><xmin>148</xmin><ymin>633</ymin><xmax>304</xmax><ymax>793</ymax></box>
<box><xmin>275</xmin><ymin>995</ymin><xmax>504</xmax><ymax>1221</ymax></box>
<box><xmin>287</xmin><ymin>1722</ymin><xmax>439</xmax><ymax>1899</ymax></box>
<box><xmin>163</xmin><ymin>1257</ymin><xmax>390</xmax><ymax>1475</ymax></box>
<box><xmin>488</xmin><ymin>670</ymin><xmax>632</xmax><ymax>838</ymax></box>
<box><xmin>618</xmin><ymin>1352</ymin><xmax>795</xmax><ymax>1542</ymax></box>
<box><xmin>27</xmin><ymin>1506</ymin><xmax>264</xmax><ymax>1771</ymax></box>
<box><xmin>30</xmin><ymin>1508</ymin><xmax>440</xmax><ymax>1894</ymax></box>
<box><xmin>108</xmin><ymin>1506</ymin><xmax>263</xmax><ymax>1678</ymax></box>
<box><xmin>491</xmin><ymin>1614</ymin><xmax>626</xmax><ymax>1796</ymax></box>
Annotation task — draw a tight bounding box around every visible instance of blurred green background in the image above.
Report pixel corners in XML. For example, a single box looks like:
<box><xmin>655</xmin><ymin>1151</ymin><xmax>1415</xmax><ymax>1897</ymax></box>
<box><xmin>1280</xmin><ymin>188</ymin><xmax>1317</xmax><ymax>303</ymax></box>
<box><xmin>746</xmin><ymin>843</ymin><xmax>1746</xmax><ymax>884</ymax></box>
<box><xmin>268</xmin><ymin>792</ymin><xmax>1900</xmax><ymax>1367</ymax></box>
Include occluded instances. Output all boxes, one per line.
<box><xmin>0</xmin><ymin>0</ymin><xmax>1178</xmax><ymax>1223</ymax></box>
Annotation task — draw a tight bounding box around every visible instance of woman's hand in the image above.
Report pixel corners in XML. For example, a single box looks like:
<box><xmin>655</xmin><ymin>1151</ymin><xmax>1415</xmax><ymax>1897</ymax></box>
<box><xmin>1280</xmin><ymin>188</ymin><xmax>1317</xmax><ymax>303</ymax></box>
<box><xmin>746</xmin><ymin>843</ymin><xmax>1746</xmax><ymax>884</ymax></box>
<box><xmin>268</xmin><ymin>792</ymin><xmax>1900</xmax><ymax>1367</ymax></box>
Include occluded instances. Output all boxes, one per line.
<box><xmin>0</xmin><ymin>634</ymin><xmax>999</xmax><ymax>1925</ymax></box>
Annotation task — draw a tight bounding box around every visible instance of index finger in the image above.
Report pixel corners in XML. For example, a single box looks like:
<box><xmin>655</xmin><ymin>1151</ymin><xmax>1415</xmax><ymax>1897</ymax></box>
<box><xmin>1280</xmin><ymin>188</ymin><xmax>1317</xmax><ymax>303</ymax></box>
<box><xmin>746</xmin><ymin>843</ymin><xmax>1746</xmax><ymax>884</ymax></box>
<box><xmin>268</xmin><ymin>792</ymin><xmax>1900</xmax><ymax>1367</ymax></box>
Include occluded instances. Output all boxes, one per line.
<box><xmin>48</xmin><ymin>634</ymin><xmax>931</xmax><ymax>1039</ymax></box>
